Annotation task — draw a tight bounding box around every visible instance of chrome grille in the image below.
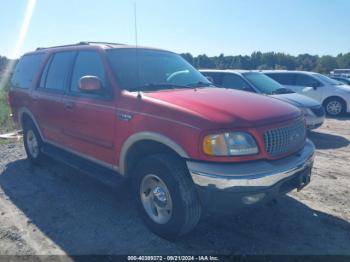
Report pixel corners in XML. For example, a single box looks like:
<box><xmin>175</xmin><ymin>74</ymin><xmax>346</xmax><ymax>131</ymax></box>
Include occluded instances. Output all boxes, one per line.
<box><xmin>264</xmin><ymin>120</ymin><xmax>306</xmax><ymax>156</ymax></box>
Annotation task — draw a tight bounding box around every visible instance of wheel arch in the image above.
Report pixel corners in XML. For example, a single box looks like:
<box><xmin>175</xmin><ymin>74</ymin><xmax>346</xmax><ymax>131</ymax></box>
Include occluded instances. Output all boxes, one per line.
<box><xmin>322</xmin><ymin>96</ymin><xmax>347</xmax><ymax>112</ymax></box>
<box><xmin>119</xmin><ymin>132</ymin><xmax>189</xmax><ymax>176</ymax></box>
<box><xmin>18</xmin><ymin>107</ymin><xmax>44</xmax><ymax>139</ymax></box>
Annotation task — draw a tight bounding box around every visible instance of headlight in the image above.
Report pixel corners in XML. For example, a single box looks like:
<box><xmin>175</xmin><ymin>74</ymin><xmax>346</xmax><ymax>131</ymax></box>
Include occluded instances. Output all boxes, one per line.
<box><xmin>203</xmin><ymin>132</ymin><xmax>258</xmax><ymax>156</ymax></box>
<box><xmin>301</xmin><ymin>107</ymin><xmax>315</xmax><ymax>117</ymax></box>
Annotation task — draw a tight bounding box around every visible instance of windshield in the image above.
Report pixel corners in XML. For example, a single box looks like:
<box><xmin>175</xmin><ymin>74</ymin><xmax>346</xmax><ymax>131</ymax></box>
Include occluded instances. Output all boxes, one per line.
<box><xmin>313</xmin><ymin>73</ymin><xmax>343</xmax><ymax>85</ymax></box>
<box><xmin>242</xmin><ymin>72</ymin><xmax>294</xmax><ymax>95</ymax></box>
<box><xmin>106</xmin><ymin>48</ymin><xmax>212</xmax><ymax>91</ymax></box>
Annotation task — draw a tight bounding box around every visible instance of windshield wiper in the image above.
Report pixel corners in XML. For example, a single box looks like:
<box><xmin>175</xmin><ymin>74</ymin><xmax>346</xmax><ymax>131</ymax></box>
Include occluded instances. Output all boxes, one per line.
<box><xmin>129</xmin><ymin>82</ymin><xmax>190</xmax><ymax>91</ymax></box>
<box><xmin>186</xmin><ymin>81</ymin><xmax>214</xmax><ymax>87</ymax></box>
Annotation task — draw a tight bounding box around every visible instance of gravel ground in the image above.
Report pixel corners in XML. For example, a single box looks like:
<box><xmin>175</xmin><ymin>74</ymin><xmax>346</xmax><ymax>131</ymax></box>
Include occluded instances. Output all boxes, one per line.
<box><xmin>0</xmin><ymin>117</ymin><xmax>349</xmax><ymax>255</ymax></box>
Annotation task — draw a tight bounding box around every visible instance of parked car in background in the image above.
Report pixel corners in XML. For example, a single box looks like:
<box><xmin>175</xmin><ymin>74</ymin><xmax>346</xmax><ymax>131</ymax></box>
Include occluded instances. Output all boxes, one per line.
<box><xmin>330</xmin><ymin>69</ymin><xmax>350</xmax><ymax>79</ymax></box>
<box><xmin>8</xmin><ymin>42</ymin><xmax>315</xmax><ymax>239</ymax></box>
<box><xmin>264</xmin><ymin>71</ymin><xmax>350</xmax><ymax>116</ymax></box>
<box><xmin>330</xmin><ymin>76</ymin><xmax>350</xmax><ymax>85</ymax></box>
<box><xmin>200</xmin><ymin>70</ymin><xmax>325</xmax><ymax>130</ymax></box>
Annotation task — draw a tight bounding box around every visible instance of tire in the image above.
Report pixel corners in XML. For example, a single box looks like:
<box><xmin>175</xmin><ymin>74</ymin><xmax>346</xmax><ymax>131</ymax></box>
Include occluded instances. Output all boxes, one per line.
<box><xmin>324</xmin><ymin>97</ymin><xmax>346</xmax><ymax>116</ymax></box>
<box><xmin>23</xmin><ymin>119</ymin><xmax>46</xmax><ymax>165</ymax></box>
<box><xmin>131</xmin><ymin>153</ymin><xmax>201</xmax><ymax>239</ymax></box>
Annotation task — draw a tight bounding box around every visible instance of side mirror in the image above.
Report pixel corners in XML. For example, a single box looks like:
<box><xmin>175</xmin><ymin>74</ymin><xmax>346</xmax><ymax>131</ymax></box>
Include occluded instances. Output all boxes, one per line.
<box><xmin>206</xmin><ymin>76</ymin><xmax>214</xmax><ymax>83</ymax></box>
<box><xmin>311</xmin><ymin>82</ymin><xmax>320</xmax><ymax>89</ymax></box>
<box><xmin>79</xmin><ymin>76</ymin><xmax>102</xmax><ymax>93</ymax></box>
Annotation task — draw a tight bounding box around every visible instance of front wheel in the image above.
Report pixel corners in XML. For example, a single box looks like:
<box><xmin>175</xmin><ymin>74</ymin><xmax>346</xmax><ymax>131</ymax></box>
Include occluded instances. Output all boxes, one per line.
<box><xmin>324</xmin><ymin>98</ymin><xmax>345</xmax><ymax>116</ymax></box>
<box><xmin>132</xmin><ymin>154</ymin><xmax>201</xmax><ymax>239</ymax></box>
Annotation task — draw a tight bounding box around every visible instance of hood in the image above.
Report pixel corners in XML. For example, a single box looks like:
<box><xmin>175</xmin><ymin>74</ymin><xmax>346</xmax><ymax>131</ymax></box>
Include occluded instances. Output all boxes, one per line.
<box><xmin>143</xmin><ymin>87</ymin><xmax>301</xmax><ymax>128</ymax></box>
<box><xmin>270</xmin><ymin>93</ymin><xmax>321</xmax><ymax>108</ymax></box>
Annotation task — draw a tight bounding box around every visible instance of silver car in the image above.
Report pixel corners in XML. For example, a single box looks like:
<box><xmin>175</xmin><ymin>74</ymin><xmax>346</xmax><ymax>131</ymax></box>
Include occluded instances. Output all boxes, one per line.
<box><xmin>200</xmin><ymin>70</ymin><xmax>325</xmax><ymax>130</ymax></box>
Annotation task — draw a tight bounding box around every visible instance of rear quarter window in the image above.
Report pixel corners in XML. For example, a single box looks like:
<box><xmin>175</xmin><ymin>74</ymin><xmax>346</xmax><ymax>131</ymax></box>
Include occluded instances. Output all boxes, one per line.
<box><xmin>11</xmin><ymin>53</ymin><xmax>45</xmax><ymax>89</ymax></box>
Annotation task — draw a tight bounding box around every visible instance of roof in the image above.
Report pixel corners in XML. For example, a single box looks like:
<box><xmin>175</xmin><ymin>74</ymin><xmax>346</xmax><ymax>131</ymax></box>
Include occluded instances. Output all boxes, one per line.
<box><xmin>24</xmin><ymin>41</ymin><xmax>168</xmax><ymax>56</ymax></box>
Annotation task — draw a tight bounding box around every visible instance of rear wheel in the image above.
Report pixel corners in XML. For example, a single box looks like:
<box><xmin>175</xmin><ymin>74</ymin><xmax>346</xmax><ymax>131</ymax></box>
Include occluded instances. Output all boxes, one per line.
<box><xmin>23</xmin><ymin>120</ymin><xmax>46</xmax><ymax>164</ymax></box>
<box><xmin>324</xmin><ymin>97</ymin><xmax>345</xmax><ymax>116</ymax></box>
<box><xmin>132</xmin><ymin>153</ymin><xmax>201</xmax><ymax>239</ymax></box>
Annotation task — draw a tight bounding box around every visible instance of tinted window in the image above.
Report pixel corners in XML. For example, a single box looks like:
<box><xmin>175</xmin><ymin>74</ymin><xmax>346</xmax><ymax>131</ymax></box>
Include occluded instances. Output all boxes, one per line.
<box><xmin>70</xmin><ymin>51</ymin><xmax>106</xmax><ymax>92</ymax></box>
<box><xmin>295</xmin><ymin>74</ymin><xmax>320</xmax><ymax>87</ymax></box>
<box><xmin>267</xmin><ymin>73</ymin><xmax>295</xmax><ymax>85</ymax></box>
<box><xmin>222</xmin><ymin>74</ymin><xmax>253</xmax><ymax>91</ymax></box>
<box><xmin>43</xmin><ymin>51</ymin><xmax>76</xmax><ymax>91</ymax></box>
<box><xmin>201</xmin><ymin>72</ymin><xmax>223</xmax><ymax>86</ymax></box>
<box><xmin>11</xmin><ymin>53</ymin><xmax>45</xmax><ymax>89</ymax></box>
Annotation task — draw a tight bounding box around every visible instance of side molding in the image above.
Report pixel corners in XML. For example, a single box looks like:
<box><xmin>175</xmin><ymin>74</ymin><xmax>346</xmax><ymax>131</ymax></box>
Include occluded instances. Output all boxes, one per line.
<box><xmin>119</xmin><ymin>132</ymin><xmax>189</xmax><ymax>176</ymax></box>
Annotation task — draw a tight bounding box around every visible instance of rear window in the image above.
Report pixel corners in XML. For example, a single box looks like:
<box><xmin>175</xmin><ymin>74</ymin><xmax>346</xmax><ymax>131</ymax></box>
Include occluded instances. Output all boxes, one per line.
<box><xmin>11</xmin><ymin>53</ymin><xmax>45</xmax><ymax>89</ymax></box>
<box><xmin>266</xmin><ymin>73</ymin><xmax>295</xmax><ymax>85</ymax></box>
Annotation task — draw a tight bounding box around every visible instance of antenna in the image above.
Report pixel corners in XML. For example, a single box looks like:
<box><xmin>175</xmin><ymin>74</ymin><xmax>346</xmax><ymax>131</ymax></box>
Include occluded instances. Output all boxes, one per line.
<box><xmin>134</xmin><ymin>2</ymin><xmax>141</xmax><ymax>98</ymax></box>
<box><xmin>134</xmin><ymin>2</ymin><xmax>138</xmax><ymax>48</ymax></box>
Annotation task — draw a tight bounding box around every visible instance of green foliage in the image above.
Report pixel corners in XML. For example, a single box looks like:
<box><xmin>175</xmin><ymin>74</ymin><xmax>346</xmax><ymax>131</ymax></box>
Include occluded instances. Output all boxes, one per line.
<box><xmin>181</xmin><ymin>52</ymin><xmax>350</xmax><ymax>73</ymax></box>
<box><xmin>0</xmin><ymin>56</ymin><xmax>15</xmax><ymax>131</ymax></box>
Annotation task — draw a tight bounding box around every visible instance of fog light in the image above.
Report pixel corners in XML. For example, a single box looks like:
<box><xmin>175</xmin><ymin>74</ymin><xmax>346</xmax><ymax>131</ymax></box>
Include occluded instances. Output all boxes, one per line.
<box><xmin>242</xmin><ymin>193</ymin><xmax>266</xmax><ymax>205</ymax></box>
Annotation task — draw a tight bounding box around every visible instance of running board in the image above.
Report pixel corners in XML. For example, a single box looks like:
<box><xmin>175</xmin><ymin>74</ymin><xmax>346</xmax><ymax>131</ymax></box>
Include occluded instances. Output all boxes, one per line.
<box><xmin>41</xmin><ymin>144</ymin><xmax>126</xmax><ymax>188</ymax></box>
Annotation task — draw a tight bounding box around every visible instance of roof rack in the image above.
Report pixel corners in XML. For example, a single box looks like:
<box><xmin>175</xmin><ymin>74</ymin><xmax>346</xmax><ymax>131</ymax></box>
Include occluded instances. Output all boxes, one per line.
<box><xmin>78</xmin><ymin>41</ymin><xmax>125</xmax><ymax>46</ymax></box>
<box><xmin>36</xmin><ymin>41</ymin><xmax>124</xmax><ymax>51</ymax></box>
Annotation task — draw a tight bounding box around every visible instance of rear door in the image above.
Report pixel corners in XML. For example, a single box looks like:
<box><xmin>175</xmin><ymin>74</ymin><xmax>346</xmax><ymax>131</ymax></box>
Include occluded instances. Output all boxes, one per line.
<box><xmin>32</xmin><ymin>51</ymin><xmax>76</xmax><ymax>144</ymax></box>
<box><xmin>61</xmin><ymin>50</ymin><xmax>116</xmax><ymax>165</ymax></box>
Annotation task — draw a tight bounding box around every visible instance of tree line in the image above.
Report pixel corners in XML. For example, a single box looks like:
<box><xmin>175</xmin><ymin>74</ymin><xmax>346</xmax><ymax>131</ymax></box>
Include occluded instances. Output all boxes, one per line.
<box><xmin>180</xmin><ymin>52</ymin><xmax>350</xmax><ymax>74</ymax></box>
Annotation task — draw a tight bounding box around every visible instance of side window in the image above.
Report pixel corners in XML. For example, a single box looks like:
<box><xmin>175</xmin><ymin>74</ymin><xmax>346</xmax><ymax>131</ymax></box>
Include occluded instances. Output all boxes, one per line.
<box><xmin>267</xmin><ymin>73</ymin><xmax>295</xmax><ymax>85</ymax></box>
<box><xmin>222</xmin><ymin>74</ymin><xmax>253</xmax><ymax>91</ymax></box>
<box><xmin>11</xmin><ymin>53</ymin><xmax>45</xmax><ymax>89</ymax></box>
<box><xmin>295</xmin><ymin>74</ymin><xmax>321</xmax><ymax>87</ymax></box>
<box><xmin>70</xmin><ymin>51</ymin><xmax>106</xmax><ymax>93</ymax></box>
<box><xmin>42</xmin><ymin>51</ymin><xmax>76</xmax><ymax>91</ymax></box>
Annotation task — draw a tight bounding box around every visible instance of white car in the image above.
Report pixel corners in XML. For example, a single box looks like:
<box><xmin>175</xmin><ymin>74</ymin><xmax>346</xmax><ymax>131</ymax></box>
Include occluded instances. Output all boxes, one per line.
<box><xmin>264</xmin><ymin>71</ymin><xmax>350</xmax><ymax>116</ymax></box>
<box><xmin>200</xmin><ymin>69</ymin><xmax>325</xmax><ymax>130</ymax></box>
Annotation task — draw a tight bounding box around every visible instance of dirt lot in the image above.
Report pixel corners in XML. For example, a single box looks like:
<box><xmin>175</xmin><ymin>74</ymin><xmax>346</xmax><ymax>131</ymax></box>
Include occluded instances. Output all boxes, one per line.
<box><xmin>0</xmin><ymin>117</ymin><xmax>349</xmax><ymax>255</ymax></box>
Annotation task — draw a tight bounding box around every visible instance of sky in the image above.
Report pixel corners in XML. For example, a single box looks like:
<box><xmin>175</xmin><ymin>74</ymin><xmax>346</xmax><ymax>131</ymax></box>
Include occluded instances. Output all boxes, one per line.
<box><xmin>1</xmin><ymin>0</ymin><xmax>350</xmax><ymax>59</ymax></box>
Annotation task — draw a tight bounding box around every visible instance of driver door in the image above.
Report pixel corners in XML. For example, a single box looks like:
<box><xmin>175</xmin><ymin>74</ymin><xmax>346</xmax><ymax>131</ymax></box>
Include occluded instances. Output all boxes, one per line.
<box><xmin>61</xmin><ymin>50</ymin><xmax>116</xmax><ymax>165</ymax></box>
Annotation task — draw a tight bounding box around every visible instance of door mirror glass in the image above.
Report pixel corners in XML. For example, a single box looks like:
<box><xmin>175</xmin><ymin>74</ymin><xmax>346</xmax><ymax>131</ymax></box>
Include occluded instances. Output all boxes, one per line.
<box><xmin>79</xmin><ymin>76</ymin><xmax>102</xmax><ymax>93</ymax></box>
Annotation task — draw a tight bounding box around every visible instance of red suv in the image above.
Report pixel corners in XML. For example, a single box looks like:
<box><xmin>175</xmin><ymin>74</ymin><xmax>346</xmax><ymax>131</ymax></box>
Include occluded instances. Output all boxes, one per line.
<box><xmin>8</xmin><ymin>42</ymin><xmax>315</xmax><ymax>239</ymax></box>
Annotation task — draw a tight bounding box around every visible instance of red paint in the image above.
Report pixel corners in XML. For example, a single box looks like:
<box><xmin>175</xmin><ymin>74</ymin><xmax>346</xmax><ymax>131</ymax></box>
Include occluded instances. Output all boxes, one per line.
<box><xmin>9</xmin><ymin>44</ymin><xmax>304</xmax><ymax>170</ymax></box>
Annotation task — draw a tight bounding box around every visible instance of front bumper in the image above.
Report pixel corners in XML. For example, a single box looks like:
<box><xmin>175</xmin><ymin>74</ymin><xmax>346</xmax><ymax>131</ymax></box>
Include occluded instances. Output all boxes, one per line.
<box><xmin>305</xmin><ymin>115</ymin><xmax>325</xmax><ymax>130</ymax></box>
<box><xmin>187</xmin><ymin>139</ymin><xmax>315</xmax><ymax>211</ymax></box>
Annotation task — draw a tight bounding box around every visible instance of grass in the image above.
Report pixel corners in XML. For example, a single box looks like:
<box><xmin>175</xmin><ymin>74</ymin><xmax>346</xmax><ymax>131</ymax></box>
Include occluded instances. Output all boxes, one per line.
<box><xmin>0</xmin><ymin>89</ymin><xmax>15</xmax><ymax>133</ymax></box>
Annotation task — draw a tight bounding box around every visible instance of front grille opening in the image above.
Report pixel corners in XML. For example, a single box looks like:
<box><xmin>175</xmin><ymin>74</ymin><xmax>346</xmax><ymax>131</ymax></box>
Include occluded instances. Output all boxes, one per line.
<box><xmin>264</xmin><ymin>120</ymin><xmax>306</xmax><ymax>156</ymax></box>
